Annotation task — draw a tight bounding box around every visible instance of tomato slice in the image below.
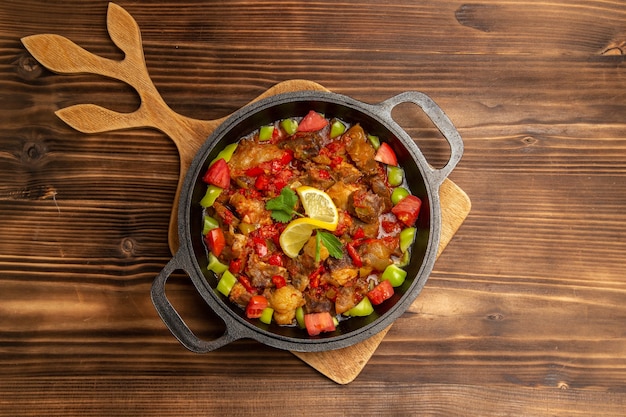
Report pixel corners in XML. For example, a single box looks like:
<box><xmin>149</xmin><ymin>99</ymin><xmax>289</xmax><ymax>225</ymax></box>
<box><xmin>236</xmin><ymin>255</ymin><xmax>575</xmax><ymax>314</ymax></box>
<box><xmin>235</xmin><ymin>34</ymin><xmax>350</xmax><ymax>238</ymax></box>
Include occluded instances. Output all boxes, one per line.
<box><xmin>374</xmin><ymin>142</ymin><xmax>398</xmax><ymax>166</ymax></box>
<box><xmin>391</xmin><ymin>195</ymin><xmax>422</xmax><ymax>227</ymax></box>
<box><xmin>246</xmin><ymin>295</ymin><xmax>268</xmax><ymax>319</ymax></box>
<box><xmin>205</xmin><ymin>228</ymin><xmax>225</xmax><ymax>256</ymax></box>
<box><xmin>297</xmin><ymin>110</ymin><xmax>329</xmax><ymax>132</ymax></box>
<box><xmin>367</xmin><ymin>280</ymin><xmax>394</xmax><ymax>305</ymax></box>
<box><xmin>202</xmin><ymin>158</ymin><xmax>230</xmax><ymax>188</ymax></box>
<box><xmin>304</xmin><ymin>312</ymin><xmax>336</xmax><ymax>336</ymax></box>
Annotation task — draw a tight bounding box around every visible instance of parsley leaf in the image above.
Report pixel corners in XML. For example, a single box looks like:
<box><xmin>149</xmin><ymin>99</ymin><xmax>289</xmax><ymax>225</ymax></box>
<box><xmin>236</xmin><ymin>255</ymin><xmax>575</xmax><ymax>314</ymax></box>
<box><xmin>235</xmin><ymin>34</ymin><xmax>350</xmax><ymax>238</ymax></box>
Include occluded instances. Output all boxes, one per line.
<box><xmin>266</xmin><ymin>187</ymin><xmax>301</xmax><ymax>223</ymax></box>
<box><xmin>317</xmin><ymin>231</ymin><xmax>343</xmax><ymax>259</ymax></box>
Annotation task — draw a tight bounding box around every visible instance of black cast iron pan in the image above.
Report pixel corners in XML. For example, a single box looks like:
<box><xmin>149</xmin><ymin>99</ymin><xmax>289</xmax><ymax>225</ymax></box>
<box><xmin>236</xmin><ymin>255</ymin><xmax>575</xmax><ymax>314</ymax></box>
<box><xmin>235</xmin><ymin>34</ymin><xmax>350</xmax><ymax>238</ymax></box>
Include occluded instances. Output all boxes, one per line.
<box><xmin>151</xmin><ymin>90</ymin><xmax>463</xmax><ymax>353</ymax></box>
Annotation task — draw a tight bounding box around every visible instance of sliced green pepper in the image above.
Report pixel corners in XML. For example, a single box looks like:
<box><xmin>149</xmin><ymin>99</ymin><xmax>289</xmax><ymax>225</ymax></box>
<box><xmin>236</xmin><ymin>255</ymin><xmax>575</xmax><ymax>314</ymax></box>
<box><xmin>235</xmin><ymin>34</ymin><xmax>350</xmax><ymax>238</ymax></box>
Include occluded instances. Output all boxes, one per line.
<box><xmin>399</xmin><ymin>227</ymin><xmax>416</xmax><ymax>252</ymax></box>
<box><xmin>295</xmin><ymin>306</ymin><xmax>306</xmax><ymax>329</ymax></box>
<box><xmin>209</xmin><ymin>142</ymin><xmax>238</xmax><ymax>166</ymax></box>
<box><xmin>259</xmin><ymin>307</ymin><xmax>274</xmax><ymax>324</ymax></box>
<box><xmin>280</xmin><ymin>118</ymin><xmax>298</xmax><ymax>135</ymax></box>
<box><xmin>216</xmin><ymin>270</ymin><xmax>237</xmax><ymax>296</ymax></box>
<box><xmin>208</xmin><ymin>252</ymin><xmax>229</xmax><ymax>274</ymax></box>
<box><xmin>387</xmin><ymin>166</ymin><xmax>404</xmax><ymax>187</ymax></box>
<box><xmin>381</xmin><ymin>264</ymin><xmax>407</xmax><ymax>287</ymax></box>
<box><xmin>329</xmin><ymin>120</ymin><xmax>346</xmax><ymax>139</ymax></box>
<box><xmin>391</xmin><ymin>187</ymin><xmax>410</xmax><ymax>205</ymax></box>
<box><xmin>367</xmin><ymin>134</ymin><xmax>380</xmax><ymax>149</ymax></box>
<box><xmin>345</xmin><ymin>297</ymin><xmax>374</xmax><ymax>317</ymax></box>
<box><xmin>258</xmin><ymin>125</ymin><xmax>274</xmax><ymax>141</ymax></box>
<box><xmin>202</xmin><ymin>215</ymin><xmax>220</xmax><ymax>235</ymax></box>
<box><xmin>200</xmin><ymin>185</ymin><xmax>222</xmax><ymax>208</ymax></box>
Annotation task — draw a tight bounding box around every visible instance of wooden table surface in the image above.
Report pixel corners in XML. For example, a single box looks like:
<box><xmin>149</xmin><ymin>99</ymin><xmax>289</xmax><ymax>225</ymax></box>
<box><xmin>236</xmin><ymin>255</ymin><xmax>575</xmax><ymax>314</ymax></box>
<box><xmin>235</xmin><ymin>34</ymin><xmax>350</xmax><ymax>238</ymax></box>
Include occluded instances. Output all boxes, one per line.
<box><xmin>2</xmin><ymin>0</ymin><xmax>626</xmax><ymax>415</ymax></box>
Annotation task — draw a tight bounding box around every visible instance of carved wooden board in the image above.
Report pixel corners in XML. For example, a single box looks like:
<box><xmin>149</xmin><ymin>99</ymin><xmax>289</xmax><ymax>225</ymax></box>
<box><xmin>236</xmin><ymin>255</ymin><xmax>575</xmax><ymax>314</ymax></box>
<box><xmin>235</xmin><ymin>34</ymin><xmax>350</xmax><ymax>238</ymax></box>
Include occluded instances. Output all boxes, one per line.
<box><xmin>21</xmin><ymin>2</ymin><xmax>470</xmax><ymax>384</ymax></box>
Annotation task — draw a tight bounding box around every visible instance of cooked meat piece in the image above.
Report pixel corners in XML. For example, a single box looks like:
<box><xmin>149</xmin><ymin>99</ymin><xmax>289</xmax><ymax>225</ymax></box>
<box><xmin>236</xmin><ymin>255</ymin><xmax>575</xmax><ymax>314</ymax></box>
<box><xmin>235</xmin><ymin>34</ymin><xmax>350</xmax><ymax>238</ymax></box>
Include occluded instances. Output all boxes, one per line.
<box><xmin>343</xmin><ymin>125</ymin><xmax>378</xmax><ymax>175</ymax></box>
<box><xmin>369</xmin><ymin>176</ymin><xmax>393</xmax><ymax>212</ymax></box>
<box><xmin>290</xmin><ymin>273</ymin><xmax>310</xmax><ymax>292</ymax></box>
<box><xmin>228</xmin><ymin>139</ymin><xmax>285</xmax><ymax>176</ymax></box>
<box><xmin>298</xmin><ymin>161</ymin><xmax>335</xmax><ymax>190</ymax></box>
<box><xmin>212</xmin><ymin>201</ymin><xmax>240</xmax><ymax>228</ymax></box>
<box><xmin>348</xmin><ymin>188</ymin><xmax>384</xmax><ymax>224</ymax></box>
<box><xmin>304</xmin><ymin>291</ymin><xmax>334</xmax><ymax>314</ymax></box>
<box><xmin>358</xmin><ymin>237</ymin><xmax>399</xmax><ymax>271</ymax></box>
<box><xmin>326</xmin><ymin>254</ymin><xmax>359</xmax><ymax>286</ymax></box>
<box><xmin>334</xmin><ymin>286</ymin><xmax>359</xmax><ymax>314</ymax></box>
<box><xmin>281</xmin><ymin>131</ymin><xmax>325</xmax><ymax>160</ymax></box>
<box><xmin>229</xmin><ymin>192</ymin><xmax>273</xmax><ymax>226</ymax></box>
<box><xmin>326</xmin><ymin>181</ymin><xmax>361</xmax><ymax>211</ymax></box>
<box><xmin>247</xmin><ymin>255</ymin><xmax>287</xmax><ymax>288</ymax></box>
<box><xmin>332</xmin><ymin>160</ymin><xmax>363</xmax><ymax>183</ymax></box>
<box><xmin>229</xmin><ymin>282</ymin><xmax>252</xmax><ymax>308</ymax></box>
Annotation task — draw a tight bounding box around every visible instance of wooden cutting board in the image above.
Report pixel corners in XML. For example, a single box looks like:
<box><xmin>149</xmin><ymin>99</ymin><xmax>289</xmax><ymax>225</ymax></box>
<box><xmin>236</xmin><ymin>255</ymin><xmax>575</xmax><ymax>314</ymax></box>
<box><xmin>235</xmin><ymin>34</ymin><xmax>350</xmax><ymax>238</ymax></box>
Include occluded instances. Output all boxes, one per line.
<box><xmin>22</xmin><ymin>2</ymin><xmax>471</xmax><ymax>384</ymax></box>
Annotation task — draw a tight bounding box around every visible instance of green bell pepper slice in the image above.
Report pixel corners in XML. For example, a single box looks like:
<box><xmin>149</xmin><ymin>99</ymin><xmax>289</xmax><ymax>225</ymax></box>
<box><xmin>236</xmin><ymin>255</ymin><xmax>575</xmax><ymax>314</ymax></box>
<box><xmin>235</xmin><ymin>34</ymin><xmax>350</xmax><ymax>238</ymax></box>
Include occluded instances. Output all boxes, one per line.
<box><xmin>391</xmin><ymin>187</ymin><xmax>410</xmax><ymax>205</ymax></box>
<box><xmin>200</xmin><ymin>185</ymin><xmax>222</xmax><ymax>208</ymax></box>
<box><xmin>399</xmin><ymin>227</ymin><xmax>416</xmax><ymax>252</ymax></box>
<box><xmin>387</xmin><ymin>166</ymin><xmax>404</xmax><ymax>187</ymax></box>
<box><xmin>345</xmin><ymin>297</ymin><xmax>374</xmax><ymax>317</ymax></box>
<box><xmin>258</xmin><ymin>125</ymin><xmax>274</xmax><ymax>141</ymax></box>
<box><xmin>208</xmin><ymin>252</ymin><xmax>229</xmax><ymax>274</ymax></box>
<box><xmin>216</xmin><ymin>270</ymin><xmax>237</xmax><ymax>296</ymax></box>
<box><xmin>280</xmin><ymin>118</ymin><xmax>299</xmax><ymax>135</ymax></box>
<box><xmin>330</xmin><ymin>120</ymin><xmax>346</xmax><ymax>139</ymax></box>
<box><xmin>381</xmin><ymin>264</ymin><xmax>407</xmax><ymax>287</ymax></box>
<box><xmin>259</xmin><ymin>307</ymin><xmax>274</xmax><ymax>324</ymax></box>
<box><xmin>209</xmin><ymin>142</ymin><xmax>238</xmax><ymax>166</ymax></box>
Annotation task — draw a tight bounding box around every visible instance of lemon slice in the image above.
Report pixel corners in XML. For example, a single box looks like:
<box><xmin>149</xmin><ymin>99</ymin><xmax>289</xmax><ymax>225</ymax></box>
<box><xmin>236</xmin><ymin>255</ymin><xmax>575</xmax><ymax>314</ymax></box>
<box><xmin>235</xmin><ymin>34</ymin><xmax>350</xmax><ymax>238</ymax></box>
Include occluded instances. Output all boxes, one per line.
<box><xmin>280</xmin><ymin>218</ymin><xmax>336</xmax><ymax>258</ymax></box>
<box><xmin>296</xmin><ymin>186</ymin><xmax>339</xmax><ymax>228</ymax></box>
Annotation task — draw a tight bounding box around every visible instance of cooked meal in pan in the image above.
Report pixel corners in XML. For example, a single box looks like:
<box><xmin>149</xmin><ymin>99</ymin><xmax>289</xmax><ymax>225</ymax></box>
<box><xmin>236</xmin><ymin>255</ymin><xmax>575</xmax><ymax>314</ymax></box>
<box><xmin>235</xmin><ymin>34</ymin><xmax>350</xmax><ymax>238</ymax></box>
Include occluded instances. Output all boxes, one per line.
<box><xmin>200</xmin><ymin>110</ymin><xmax>421</xmax><ymax>336</ymax></box>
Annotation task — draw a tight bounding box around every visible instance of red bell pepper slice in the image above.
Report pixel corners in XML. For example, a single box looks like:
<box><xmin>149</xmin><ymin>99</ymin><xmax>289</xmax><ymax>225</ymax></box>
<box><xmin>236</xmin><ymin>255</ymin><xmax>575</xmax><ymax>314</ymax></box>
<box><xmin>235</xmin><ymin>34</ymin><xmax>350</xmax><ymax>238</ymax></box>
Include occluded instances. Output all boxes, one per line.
<box><xmin>297</xmin><ymin>110</ymin><xmax>329</xmax><ymax>132</ymax></box>
<box><xmin>374</xmin><ymin>142</ymin><xmax>398</xmax><ymax>166</ymax></box>
<box><xmin>245</xmin><ymin>295</ymin><xmax>268</xmax><ymax>319</ymax></box>
<box><xmin>391</xmin><ymin>195</ymin><xmax>422</xmax><ymax>227</ymax></box>
<box><xmin>205</xmin><ymin>228</ymin><xmax>225</xmax><ymax>257</ymax></box>
<box><xmin>304</xmin><ymin>312</ymin><xmax>336</xmax><ymax>336</ymax></box>
<box><xmin>271</xmin><ymin>275</ymin><xmax>286</xmax><ymax>289</ymax></box>
<box><xmin>346</xmin><ymin>242</ymin><xmax>363</xmax><ymax>267</ymax></box>
<box><xmin>202</xmin><ymin>158</ymin><xmax>230</xmax><ymax>188</ymax></box>
<box><xmin>367</xmin><ymin>280</ymin><xmax>394</xmax><ymax>305</ymax></box>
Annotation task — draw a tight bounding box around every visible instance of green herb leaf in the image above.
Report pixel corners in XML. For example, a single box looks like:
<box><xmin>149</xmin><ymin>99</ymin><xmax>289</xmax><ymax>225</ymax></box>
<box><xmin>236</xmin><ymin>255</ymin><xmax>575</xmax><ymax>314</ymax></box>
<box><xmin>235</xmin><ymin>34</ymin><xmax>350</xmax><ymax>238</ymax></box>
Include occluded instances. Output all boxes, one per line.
<box><xmin>317</xmin><ymin>231</ymin><xmax>343</xmax><ymax>259</ymax></box>
<box><xmin>266</xmin><ymin>187</ymin><xmax>300</xmax><ymax>223</ymax></box>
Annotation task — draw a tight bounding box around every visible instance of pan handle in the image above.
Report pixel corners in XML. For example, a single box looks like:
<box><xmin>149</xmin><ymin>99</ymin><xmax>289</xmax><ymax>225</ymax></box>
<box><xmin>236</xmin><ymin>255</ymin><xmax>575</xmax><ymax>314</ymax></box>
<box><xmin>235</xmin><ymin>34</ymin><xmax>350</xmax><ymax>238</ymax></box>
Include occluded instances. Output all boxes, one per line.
<box><xmin>151</xmin><ymin>251</ymin><xmax>237</xmax><ymax>353</ymax></box>
<box><xmin>377</xmin><ymin>91</ymin><xmax>464</xmax><ymax>186</ymax></box>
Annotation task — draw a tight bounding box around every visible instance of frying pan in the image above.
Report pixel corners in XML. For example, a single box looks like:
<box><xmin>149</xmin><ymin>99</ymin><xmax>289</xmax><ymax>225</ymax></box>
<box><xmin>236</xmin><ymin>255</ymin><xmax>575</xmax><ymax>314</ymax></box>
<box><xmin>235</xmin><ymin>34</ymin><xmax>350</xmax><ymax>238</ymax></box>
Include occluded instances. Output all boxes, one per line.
<box><xmin>150</xmin><ymin>90</ymin><xmax>463</xmax><ymax>352</ymax></box>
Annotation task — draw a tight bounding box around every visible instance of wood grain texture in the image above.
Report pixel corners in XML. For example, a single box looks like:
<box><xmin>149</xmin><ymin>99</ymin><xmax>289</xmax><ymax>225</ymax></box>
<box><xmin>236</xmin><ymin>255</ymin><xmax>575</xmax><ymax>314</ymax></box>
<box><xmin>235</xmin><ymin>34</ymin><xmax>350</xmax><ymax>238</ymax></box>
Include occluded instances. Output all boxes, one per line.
<box><xmin>2</xmin><ymin>0</ymin><xmax>626</xmax><ymax>415</ymax></box>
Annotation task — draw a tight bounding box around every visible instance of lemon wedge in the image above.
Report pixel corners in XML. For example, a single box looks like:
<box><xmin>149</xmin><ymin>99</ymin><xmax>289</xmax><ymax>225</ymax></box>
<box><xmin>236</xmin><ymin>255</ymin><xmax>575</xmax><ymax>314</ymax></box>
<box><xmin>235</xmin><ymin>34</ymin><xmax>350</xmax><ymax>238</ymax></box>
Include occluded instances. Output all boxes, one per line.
<box><xmin>280</xmin><ymin>218</ymin><xmax>336</xmax><ymax>258</ymax></box>
<box><xmin>296</xmin><ymin>186</ymin><xmax>339</xmax><ymax>228</ymax></box>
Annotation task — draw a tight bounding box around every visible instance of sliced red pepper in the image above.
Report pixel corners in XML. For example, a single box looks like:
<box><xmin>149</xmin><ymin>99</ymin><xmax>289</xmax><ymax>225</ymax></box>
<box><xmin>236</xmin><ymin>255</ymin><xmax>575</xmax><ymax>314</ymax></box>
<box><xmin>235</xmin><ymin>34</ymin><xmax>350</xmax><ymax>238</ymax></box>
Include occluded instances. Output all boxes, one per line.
<box><xmin>202</xmin><ymin>158</ymin><xmax>231</xmax><ymax>188</ymax></box>
<box><xmin>271</xmin><ymin>275</ymin><xmax>286</xmax><ymax>289</ymax></box>
<box><xmin>205</xmin><ymin>228</ymin><xmax>225</xmax><ymax>257</ymax></box>
<box><xmin>229</xmin><ymin>259</ymin><xmax>243</xmax><ymax>274</ymax></box>
<box><xmin>279</xmin><ymin>149</ymin><xmax>293</xmax><ymax>165</ymax></box>
<box><xmin>254</xmin><ymin>174</ymin><xmax>270</xmax><ymax>191</ymax></box>
<box><xmin>317</xmin><ymin>169</ymin><xmax>331</xmax><ymax>180</ymax></box>
<box><xmin>308</xmin><ymin>265</ymin><xmax>324</xmax><ymax>289</ymax></box>
<box><xmin>391</xmin><ymin>195</ymin><xmax>422</xmax><ymax>227</ymax></box>
<box><xmin>267</xmin><ymin>254</ymin><xmax>283</xmax><ymax>267</ymax></box>
<box><xmin>374</xmin><ymin>142</ymin><xmax>398</xmax><ymax>166</ymax></box>
<box><xmin>347</xmin><ymin>242</ymin><xmax>363</xmax><ymax>267</ymax></box>
<box><xmin>245</xmin><ymin>166</ymin><xmax>265</xmax><ymax>177</ymax></box>
<box><xmin>297</xmin><ymin>110</ymin><xmax>329</xmax><ymax>132</ymax></box>
<box><xmin>238</xmin><ymin>275</ymin><xmax>256</xmax><ymax>294</ymax></box>
<box><xmin>304</xmin><ymin>312</ymin><xmax>336</xmax><ymax>336</ymax></box>
<box><xmin>252</xmin><ymin>237</ymin><xmax>268</xmax><ymax>257</ymax></box>
<box><xmin>367</xmin><ymin>280</ymin><xmax>394</xmax><ymax>305</ymax></box>
<box><xmin>353</xmin><ymin>227</ymin><xmax>365</xmax><ymax>239</ymax></box>
<box><xmin>245</xmin><ymin>295</ymin><xmax>268</xmax><ymax>319</ymax></box>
